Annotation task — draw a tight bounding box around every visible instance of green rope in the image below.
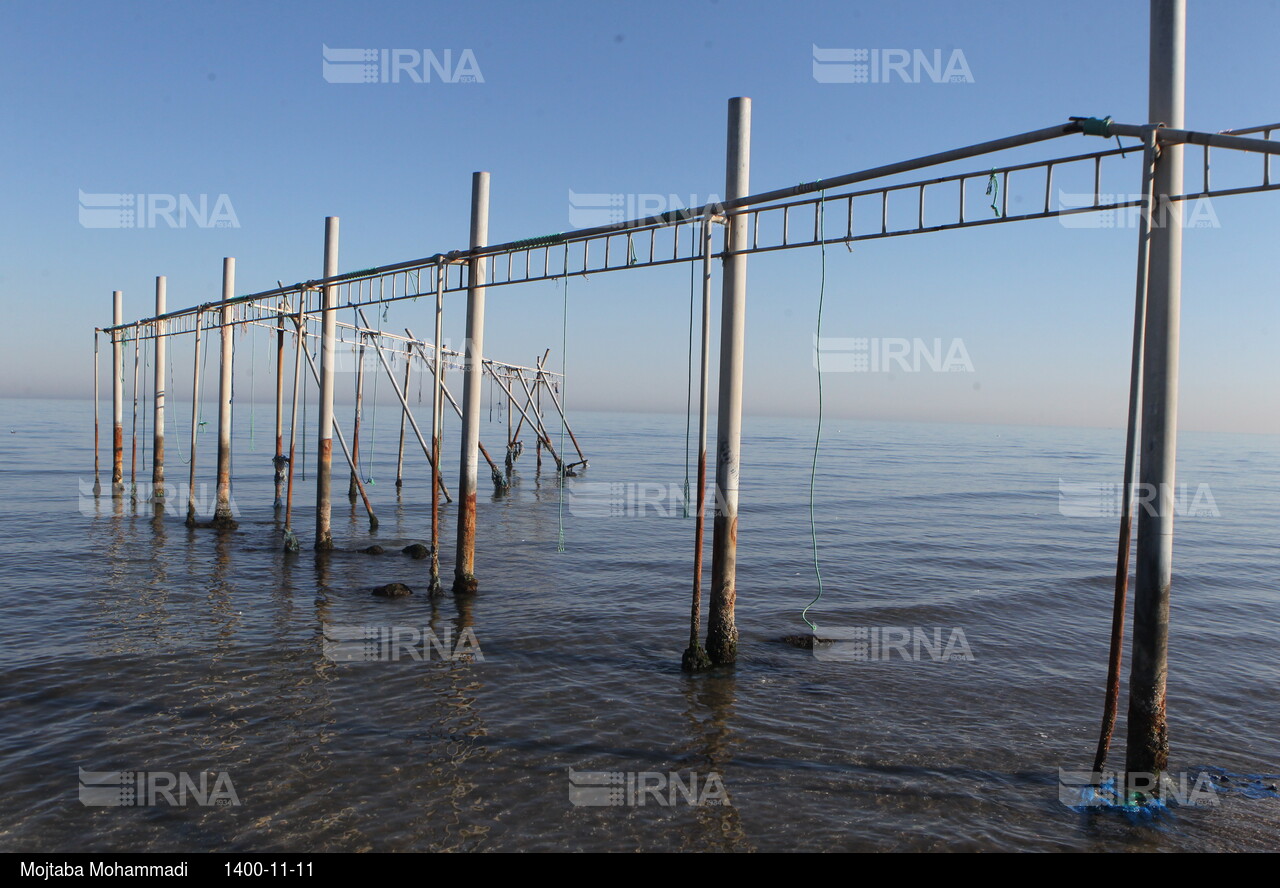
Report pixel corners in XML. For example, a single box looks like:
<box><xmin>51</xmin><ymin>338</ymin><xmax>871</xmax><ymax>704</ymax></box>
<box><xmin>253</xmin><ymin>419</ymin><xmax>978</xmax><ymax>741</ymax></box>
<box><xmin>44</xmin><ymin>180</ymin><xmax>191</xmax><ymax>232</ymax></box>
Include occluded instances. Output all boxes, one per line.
<box><xmin>513</xmin><ymin>233</ymin><xmax>565</xmax><ymax>250</ymax></box>
<box><xmin>985</xmin><ymin>169</ymin><xmax>1001</xmax><ymax>218</ymax></box>
<box><xmin>801</xmin><ymin>190</ymin><xmax>828</xmax><ymax>633</ymax></box>
<box><xmin>557</xmin><ymin>246</ymin><xmax>569</xmax><ymax>553</ymax></box>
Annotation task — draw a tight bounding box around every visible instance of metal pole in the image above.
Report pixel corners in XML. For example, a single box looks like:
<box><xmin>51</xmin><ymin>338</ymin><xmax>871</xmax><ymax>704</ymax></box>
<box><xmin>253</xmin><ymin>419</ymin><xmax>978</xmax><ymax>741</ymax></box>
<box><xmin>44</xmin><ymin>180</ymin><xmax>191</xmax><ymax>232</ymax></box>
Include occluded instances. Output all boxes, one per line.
<box><xmin>395</xmin><ymin>343</ymin><xmax>411</xmax><ymax>487</ymax></box>
<box><xmin>454</xmin><ymin>172</ymin><xmax>489</xmax><ymax>594</ymax></box>
<box><xmin>707</xmin><ymin>96</ymin><xmax>751</xmax><ymax>666</ymax></box>
<box><xmin>274</xmin><ymin>297</ymin><xmax>286</xmax><ymax>508</ymax></box>
<box><xmin>349</xmin><ymin>337</ymin><xmax>365</xmax><ymax>502</ymax></box>
<box><xmin>431</xmin><ymin>263</ymin><xmax>445</xmax><ymax>594</ymax></box>
<box><xmin>284</xmin><ymin>307</ymin><xmax>305</xmax><ymax>548</ymax></box>
<box><xmin>1127</xmin><ymin>0</ymin><xmax>1184</xmax><ymax>788</ymax></box>
<box><xmin>214</xmin><ymin>257</ymin><xmax>236</xmax><ymax>528</ymax></box>
<box><xmin>185</xmin><ymin>311</ymin><xmax>203</xmax><ymax>525</ymax></box>
<box><xmin>1094</xmin><ymin>127</ymin><xmax>1158</xmax><ymax>775</ymax></box>
<box><xmin>316</xmin><ymin>217</ymin><xmax>339</xmax><ymax>550</ymax></box>
<box><xmin>152</xmin><ymin>276</ymin><xmax>166</xmax><ymax>509</ymax></box>
<box><xmin>130</xmin><ymin>326</ymin><xmax>139</xmax><ymax>499</ymax></box>
<box><xmin>535</xmin><ymin>356</ymin><xmax>543</xmax><ymax>473</ymax></box>
<box><xmin>93</xmin><ymin>331</ymin><xmax>101</xmax><ymax>496</ymax></box>
<box><xmin>683</xmin><ymin>212</ymin><xmax>716</xmax><ymax>672</ymax></box>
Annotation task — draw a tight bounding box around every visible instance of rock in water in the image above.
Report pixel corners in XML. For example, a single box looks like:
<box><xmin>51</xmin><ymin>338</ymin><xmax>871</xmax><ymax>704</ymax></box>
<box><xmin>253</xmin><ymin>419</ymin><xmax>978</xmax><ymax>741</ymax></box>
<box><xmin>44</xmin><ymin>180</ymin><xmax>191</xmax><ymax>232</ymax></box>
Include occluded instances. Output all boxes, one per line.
<box><xmin>361</xmin><ymin>545</ymin><xmax>385</xmax><ymax>555</ymax></box>
<box><xmin>371</xmin><ymin>583</ymin><xmax>413</xmax><ymax>598</ymax></box>
<box><xmin>402</xmin><ymin>543</ymin><xmax>430</xmax><ymax>559</ymax></box>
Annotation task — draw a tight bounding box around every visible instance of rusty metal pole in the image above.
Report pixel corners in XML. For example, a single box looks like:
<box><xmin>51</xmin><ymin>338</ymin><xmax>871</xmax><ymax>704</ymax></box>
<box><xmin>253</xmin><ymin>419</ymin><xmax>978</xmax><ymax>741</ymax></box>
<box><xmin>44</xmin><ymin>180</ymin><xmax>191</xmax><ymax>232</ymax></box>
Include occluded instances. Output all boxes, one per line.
<box><xmin>213</xmin><ymin>258</ymin><xmax>237</xmax><ymax>528</ymax></box>
<box><xmin>683</xmin><ymin>212</ymin><xmax>716</xmax><ymax>672</ymax></box>
<box><xmin>152</xmin><ymin>276</ymin><xmax>166</xmax><ymax>511</ymax></box>
<box><xmin>1093</xmin><ymin>127</ymin><xmax>1158</xmax><ymax>775</ymax></box>
<box><xmin>395</xmin><ymin>343</ymin><xmax>411</xmax><ymax>488</ymax></box>
<box><xmin>431</xmin><ymin>263</ymin><xmax>445</xmax><ymax>594</ymax></box>
<box><xmin>349</xmin><ymin>337</ymin><xmax>365</xmax><ymax>502</ymax></box>
<box><xmin>274</xmin><ymin>298</ymin><xmax>286</xmax><ymax>508</ymax></box>
<box><xmin>453</xmin><ymin>172</ymin><xmax>489</xmax><ymax>594</ymax></box>
<box><xmin>185</xmin><ymin>311</ymin><xmax>203</xmax><ymax>526</ymax></box>
<box><xmin>316</xmin><ymin>217</ymin><xmax>339</xmax><ymax>550</ymax></box>
<box><xmin>707</xmin><ymin>97</ymin><xmax>751</xmax><ymax>666</ymax></box>
<box><xmin>130</xmin><ymin>326</ymin><xmax>139</xmax><ymax>499</ymax></box>
<box><xmin>93</xmin><ymin>331</ymin><xmax>101</xmax><ymax>496</ymax></box>
<box><xmin>283</xmin><ymin>306</ymin><xmax>305</xmax><ymax>548</ymax></box>
<box><xmin>1126</xmin><ymin>0</ymin><xmax>1184</xmax><ymax>789</ymax></box>
<box><xmin>535</xmin><ymin>355</ymin><xmax>543</xmax><ymax>473</ymax></box>
<box><xmin>111</xmin><ymin>294</ymin><xmax>124</xmax><ymax>497</ymax></box>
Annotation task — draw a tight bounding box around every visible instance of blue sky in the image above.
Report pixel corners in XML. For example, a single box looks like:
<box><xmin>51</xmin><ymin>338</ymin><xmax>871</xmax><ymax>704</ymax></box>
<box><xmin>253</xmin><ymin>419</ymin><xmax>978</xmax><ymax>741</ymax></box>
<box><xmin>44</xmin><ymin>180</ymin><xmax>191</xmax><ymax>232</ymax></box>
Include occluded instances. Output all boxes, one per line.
<box><xmin>1</xmin><ymin>0</ymin><xmax>1277</xmax><ymax>433</ymax></box>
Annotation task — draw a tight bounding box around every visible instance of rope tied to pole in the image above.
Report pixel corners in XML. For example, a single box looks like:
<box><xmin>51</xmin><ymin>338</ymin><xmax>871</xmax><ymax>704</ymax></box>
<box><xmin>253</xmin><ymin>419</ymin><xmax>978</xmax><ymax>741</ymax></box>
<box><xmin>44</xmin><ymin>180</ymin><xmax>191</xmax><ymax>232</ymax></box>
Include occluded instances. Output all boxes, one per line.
<box><xmin>801</xmin><ymin>189</ymin><xmax>828</xmax><ymax>634</ymax></box>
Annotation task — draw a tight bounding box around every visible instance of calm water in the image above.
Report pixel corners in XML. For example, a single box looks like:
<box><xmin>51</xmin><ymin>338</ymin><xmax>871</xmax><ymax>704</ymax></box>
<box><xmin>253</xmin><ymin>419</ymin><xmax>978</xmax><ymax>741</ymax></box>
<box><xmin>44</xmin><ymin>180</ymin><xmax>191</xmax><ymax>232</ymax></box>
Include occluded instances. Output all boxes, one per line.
<box><xmin>0</xmin><ymin>397</ymin><xmax>1277</xmax><ymax>852</ymax></box>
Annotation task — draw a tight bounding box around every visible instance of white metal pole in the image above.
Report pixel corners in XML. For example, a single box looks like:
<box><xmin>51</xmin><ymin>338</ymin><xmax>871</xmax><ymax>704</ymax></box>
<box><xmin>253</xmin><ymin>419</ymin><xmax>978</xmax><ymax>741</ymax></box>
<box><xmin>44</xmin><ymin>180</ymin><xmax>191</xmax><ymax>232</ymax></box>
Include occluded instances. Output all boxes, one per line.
<box><xmin>454</xmin><ymin>172</ymin><xmax>489</xmax><ymax>593</ymax></box>
<box><xmin>316</xmin><ymin>217</ymin><xmax>339</xmax><ymax>550</ymax></box>
<box><xmin>707</xmin><ymin>97</ymin><xmax>751</xmax><ymax>665</ymax></box>
<box><xmin>1127</xmin><ymin>0</ymin><xmax>1185</xmax><ymax>786</ymax></box>
<box><xmin>214</xmin><ymin>258</ymin><xmax>236</xmax><ymax>527</ymax></box>
<box><xmin>152</xmin><ymin>276</ymin><xmax>166</xmax><ymax>509</ymax></box>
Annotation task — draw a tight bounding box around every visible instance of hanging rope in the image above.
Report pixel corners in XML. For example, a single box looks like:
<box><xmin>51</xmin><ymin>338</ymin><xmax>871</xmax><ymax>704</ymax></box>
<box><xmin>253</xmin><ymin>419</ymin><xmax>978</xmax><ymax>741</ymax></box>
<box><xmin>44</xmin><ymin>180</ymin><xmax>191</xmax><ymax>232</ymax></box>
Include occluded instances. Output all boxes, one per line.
<box><xmin>557</xmin><ymin>245</ymin><xmax>569</xmax><ymax>553</ymax></box>
<box><xmin>986</xmin><ymin>169</ymin><xmax>1001</xmax><ymax>218</ymax></box>
<box><xmin>802</xmin><ymin>189</ymin><xmax>828</xmax><ymax>632</ymax></box>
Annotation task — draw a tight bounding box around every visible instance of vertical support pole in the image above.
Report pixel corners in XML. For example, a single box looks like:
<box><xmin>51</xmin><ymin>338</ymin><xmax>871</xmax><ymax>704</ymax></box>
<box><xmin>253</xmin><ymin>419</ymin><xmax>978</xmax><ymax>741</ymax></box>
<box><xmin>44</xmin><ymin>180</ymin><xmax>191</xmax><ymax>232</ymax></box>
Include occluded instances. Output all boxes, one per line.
<box><xmin>111</xmin><ymin>291</ymin><xmax>124</xmax><ymax>496</ymax></box>
<box><xmin>1094</xmin><ymin>128</ymin><xmax>1158</xmax><ymax>775</ymax></box>
<box><xmin>707</xmin><ymin>96</ymin><xmax>751</xmax><ymax>666</ymax></box>
<box><xmin>453</xmin><ymin>172</ymin><xmax>489</xmax><ymax>594</ymax></box>
<box><xmin>316</xmin><ymin>217</ymin><xmax>339</xmax><ymax>550</ymax></box>
<box><xmin>349</xmin><ymin>337</ymin><xmax>365</xmax><ymax>501</ymax></box>
<box><xmin>152</xmin><ymin>276</ymin><xmax>166</xmax><ymax>509</ymax></box>
<box><xmin>683</xmin><ymin>212</ymin><xmax>716</xmax><ymax>672</ymax></box>
<box><xmin>431</xmin><ymin>263</ymin><xmax>445</xmax><ymax>594</ymax></box>
<box><xmin>274</xmin><ymin>297</ymin><xmax>286</xmax><ymax>508</ymax></box>
<box><xmin>214</xmin><ymin>258</ymin><xmax>237</xmax><ymax>528</ymax></box>
<box><xmin>535</xmin><ymin>356</ymin><xmax>543</xmax><ymax>473</ymax></box>
<box><xmin>395</xmin><ymin>343</ymin><xmax>411</xmax><ymax>487</ymax></box>
<box><xmin>283</xmin><ymin>306</ymin><xmax>305</xmax><ymax>549</ymax></box>
<box><xmin>130</xmin><ymin>327</ymin><xmax>139</xmax><ymax>496</ymax></box>
<box><xmin>1126</xmin><ymin>0</ymin><xmax>1184</xmax><ymax>788</ymax></box>
<box><xmin>185</xmin><ymin>311</ymin><xmax>203</xmax><ymax>525</ymax></box>
<box><xmin>93</xmin><ymin>331</ymin><xmax>101</xmax><ymax>496</ymax></box>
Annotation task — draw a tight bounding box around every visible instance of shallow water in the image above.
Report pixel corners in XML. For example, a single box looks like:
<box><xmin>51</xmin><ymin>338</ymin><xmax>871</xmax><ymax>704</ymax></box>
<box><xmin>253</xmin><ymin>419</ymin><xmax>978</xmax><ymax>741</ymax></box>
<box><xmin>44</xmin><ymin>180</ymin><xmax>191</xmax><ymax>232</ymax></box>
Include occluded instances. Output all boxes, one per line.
<box><xmin>0</xmin><ymin>398</ymin><xmax>1277</xmax><ymax>851</ymax></box>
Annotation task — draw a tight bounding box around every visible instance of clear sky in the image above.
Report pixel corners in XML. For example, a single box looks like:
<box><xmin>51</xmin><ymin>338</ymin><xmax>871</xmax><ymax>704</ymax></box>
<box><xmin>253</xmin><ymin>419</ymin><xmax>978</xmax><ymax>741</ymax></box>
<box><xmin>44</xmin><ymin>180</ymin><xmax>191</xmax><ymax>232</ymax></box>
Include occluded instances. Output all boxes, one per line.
<box><xmin>1</xmin><ymin>0</ymin><xmax>1277</xmax><ymax>433</ymax></box>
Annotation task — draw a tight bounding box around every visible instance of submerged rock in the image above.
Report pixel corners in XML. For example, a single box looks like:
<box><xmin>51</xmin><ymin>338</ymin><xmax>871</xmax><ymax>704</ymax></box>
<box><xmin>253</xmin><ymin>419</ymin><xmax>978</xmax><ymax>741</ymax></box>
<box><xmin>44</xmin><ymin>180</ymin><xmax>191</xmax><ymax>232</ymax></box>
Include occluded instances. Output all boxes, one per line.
<box><xmin>371</xmin><ymin>583</ymin><xmax>413</xmax><ymax>598</ymax></box>
<box><xmin>360</xmin><ymin>545</ymin><xmax>385</xmax><ymax>555</ymax></box>
<box><xmin>402</xmin><ymin>543</ymin><xmax>431</xmax><ymax>559</ymax></box>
